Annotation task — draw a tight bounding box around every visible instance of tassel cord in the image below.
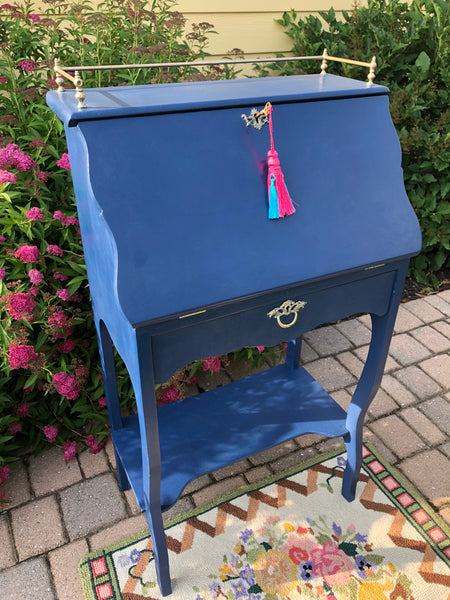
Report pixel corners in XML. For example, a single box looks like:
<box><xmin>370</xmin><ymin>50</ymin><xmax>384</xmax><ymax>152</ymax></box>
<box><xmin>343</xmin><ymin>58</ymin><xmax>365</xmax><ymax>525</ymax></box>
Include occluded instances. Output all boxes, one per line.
<box><xmin>267</xmin><ymin>104</ymin><xmax>275</xmax><ymax>153</ymax></box>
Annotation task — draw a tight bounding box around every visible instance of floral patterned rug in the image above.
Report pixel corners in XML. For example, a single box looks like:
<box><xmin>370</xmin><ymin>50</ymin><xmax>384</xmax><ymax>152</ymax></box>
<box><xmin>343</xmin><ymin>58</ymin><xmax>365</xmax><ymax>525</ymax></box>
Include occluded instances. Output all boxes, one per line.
<box><xmin>79</xmin><ymin>444</ymin><xmax>450</xmax><ymax>600</ymax></box>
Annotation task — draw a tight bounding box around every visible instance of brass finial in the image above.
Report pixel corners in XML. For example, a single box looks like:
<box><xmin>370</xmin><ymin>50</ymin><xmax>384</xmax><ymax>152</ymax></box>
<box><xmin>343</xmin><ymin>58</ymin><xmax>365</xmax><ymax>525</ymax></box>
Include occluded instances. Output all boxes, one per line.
<box><xmin>321</xmin><ymin>49</ymin><xmax>328</xmax><ymax>75</ymax></box>
<box><xmin>368</xmin><ymin>56</ymin><xmax>377</xmax><ymax>85</ymax></box>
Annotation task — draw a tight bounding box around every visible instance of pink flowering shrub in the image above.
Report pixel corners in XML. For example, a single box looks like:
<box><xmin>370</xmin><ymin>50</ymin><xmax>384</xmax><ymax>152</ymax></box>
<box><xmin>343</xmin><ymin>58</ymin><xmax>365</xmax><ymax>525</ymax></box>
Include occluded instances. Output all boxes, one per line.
<box><xmin>28</xmin><ymin>269</ymin><xmax>44</xmax><ymax>286</ymax></box>
<box><xmin>201</xmin><ymin>356</ymin><xmax>222</xmax><ymax>373</ymax></box>
<box><xmin>14</xmin><ymin>245</ymin><xmax>40</xmax><ymax>263</ymax></box>
<box><xmin>0</xmin><ymin>169</ymin><xmax>16</xmax><ymax>183</ymax></box>
<box><xmin>0</xmin><ymin>143</ymin><xmax>36</xmax><ymax>171</ymax></box>
<box><xmin>2</xmin><ymin>292</ymin><xmax>37</xmax><ymax>322</ymax></box>
<box><xmin>43</xmin><ymin>424</ymin><xmax>58</xmax><ymax>443</ymax></box>
<box><xmin>63</xmin><ymin>441</ymin><xmax>78</xmax><ymax>461</ymax></box>
<box><xmin>53</xmin><ymin>372</ymin><xmax>82</xmax><ymax>400</ymax></box>
<box><xmin>0</xmin><ymin>0</ymin><xmax>255</xmax><ymax>488</ymax></box>
<box><xmin>8</xmin><ymin>343</ymin><xmax>39</xmax><ymax>369</ymax></box>
<box><xmin>56</xmin><ymin>153</ymin><xmax>71</xmax><ymax>170</ymax></box>
<box><xmin>26</xmin><ymin>207</ymin><xmax>45</xmax><ymax>221</ymax></box>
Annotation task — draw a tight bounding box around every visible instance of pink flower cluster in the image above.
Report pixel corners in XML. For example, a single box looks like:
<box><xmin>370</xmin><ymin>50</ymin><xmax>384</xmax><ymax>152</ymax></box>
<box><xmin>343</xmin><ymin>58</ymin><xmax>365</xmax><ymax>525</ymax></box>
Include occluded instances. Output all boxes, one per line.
<box><xmin>8</xmin><ymin>343</ymin><xmax>38</xmax><ymax>369</ymax></box>
<box><xmin>127</xmin><ymin>8</ymin><xmax>145</xmax><ymax>18</ymax></box>
<box><xmin>28</xmin><ymin>12</ymin><xmax>39</xmax><ymax>22</ymax></box>
<box><xmin>43</xmin><ymin>424</ymin><xmax>58</xmax><ymax>442</ymax></box>
<box><xmin>0</xmin><ymin>143</ymin><xmax>36</xmax><ymax>171</ymax></box>
<box><xmin>56</xmin><ymin>288</ymin><xmax>70</xmax><ymax>301</ymax></box>
<box><xmin>0</xmin><ymin>169</ymin><xmax>16</xmax><ymax>183</ymax></box>
<box><xmin>63</xmin><ymin>440</ymin><xmax>77</xmax><ymax>461</ymax></box>
<box><xmin>17</xmin><ymin>60</ymin><xmax>39</xmax><ymax>72</ymax></box>
<box><xmin>0</xmin><ymin>465</ymin><xmax>10</xmax><ymax>484</ymax></box>
<box><xmin>26</xmin><ymin>207</ymin><xmax>45</xmax><ymax>221</ymax></box>
<box><xmin>47</xmin><ymin>244</ymin><xmax>63</xmax><ymax>257</ymax></box>
<box><xmin>201</xmin><ymin>356</ymin><xmax>221</xmax><ymax>373</ymax></box>
<box><xmin>53</xmin><ymin>210</ymin><xmax>79</xmax><ymax>226</ymax></box>
<box><xmin>158</xmin><ymin>384</ymin><xmax>180</xmax><ymax>405</ymax></box>
<box><xmin>0</xmin><ymin>267</ymin><xmax>5</xmax><ymax>280</ymax></box>
<box><xmin>56</xmin><ymin>153</ymin><xmax>70</xmax><ymax>170</ymax></box>
<box><xmin>36</xmin><ymin>170</ymin><xmax>49</xmax><ymax>181</ymax></box>
<box><xmin>1</xmin><ymin>114</ymin><xmax>15</xmax><ymax>125</ymax></box>
<box><xmin>14</xmin><ymin>244</ymin><xmax>40</xmax><ymax>263</ymax></box>
<box><xmin>86</xmin><ymin>434</ymin><xmax>106</xmax><ymax>454</ymax></box>
<box><xmin>16</xmin><ymin>402</ymin><xmax>30</xmax><ymax>417</ymax></box>
<box><xmin>58</xmin><ymin>339</ymin><xmax>77</xmax><ymax>353</ymax></box>
<box><xmin>4</xmin><ymin>292</ymin><xmax>37</xmax><ymax>322</ymax></box>
<box><xmin>54</xmin><ymin>271</ymin><xmax>68</xmax><ymax>281</ymax></box>
<box><xmin>75</xmin><ymin>364</ymin><xmax>89</xmax><ymax>382</ymax></box>
<box><xmin>48</xmin><ymin>309</ymin><xmax>68</xmax><ymax>328</ymax></box>
<box><xmin>29</xmin><ymin>138</ymin><xmax>47</xmax><ymax>150</ymax></box>
<box><xmin>53</xmin><ymin>371</ymin><xmax>81</xmax><ymax>400</ymax></box>
<box><xmin>48</xmin><ymin>308</ymin><xmax>73</xmax><ymax>338</ymax></box>
<box><xmin>46</xmin><ymin>76</ymin><xmax>58</xmax><ymax>90</ymax></box>
<box><xmin>29</xmin><ymin>269</ymin><xmax>44</xmax><ymax>285</ymax></box>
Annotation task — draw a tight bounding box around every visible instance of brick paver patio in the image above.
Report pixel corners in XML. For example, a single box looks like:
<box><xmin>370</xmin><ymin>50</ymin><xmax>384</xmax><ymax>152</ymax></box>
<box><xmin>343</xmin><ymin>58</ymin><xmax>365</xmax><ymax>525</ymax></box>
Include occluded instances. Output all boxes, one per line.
<box><xmin>1</xmin><ymin>290</ymin><xmax>449</xmax><ymax>599</ymax></box>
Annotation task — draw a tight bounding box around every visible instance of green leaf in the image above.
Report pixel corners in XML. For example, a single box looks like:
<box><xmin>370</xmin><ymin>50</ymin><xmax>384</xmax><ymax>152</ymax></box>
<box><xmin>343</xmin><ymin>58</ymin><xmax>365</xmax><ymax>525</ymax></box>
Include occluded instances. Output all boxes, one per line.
<box><xmin>431</xmin><ymin>250</ymin><xmax>447</xmax><ymax>270</ymax></box>
<box><xmin>247</xmin><ymin>546</ymin><xmax>266</xmax><ymax>563</ymax></box>
<box><xmin>422</xmin><ymin>173</ymin><xmax>437</xmax><ymax>183</ymax></box>
<box><xmin>365</xmin><ymin>553</ymin><xmax>385</xmax><ymax>565</ymax></box>
<box><xmin>338</xmin><ymin>542</ymin><xmax>358</xmax><ymax>556</ymax></box>
<box><xmin>23</xmin><ymin>373</ymin><xmax>38</xmax><ymax>390</ymax></box>
<box><xmin>67</xmin><ymin>261</ymin><xmax>87</xmax><ymax>275</ymax></box>
<box><xmin>0</xmin><ymin>435</ymin><xmax>14</xmax><ymax>444</ymax></box>
<box><xmin>68</xmin><ymin>276</ymin><xmax>85</xmax><ymax>295</ymax></box>
<box><xmin>415</xmin><ymin>51</ymin><xmax>430</xmax><ymax>75</ymax></box>
<box><xmin>248</xmin><ymin>584</ymin><xmax>263</xmax><ymax>594</ymax></box>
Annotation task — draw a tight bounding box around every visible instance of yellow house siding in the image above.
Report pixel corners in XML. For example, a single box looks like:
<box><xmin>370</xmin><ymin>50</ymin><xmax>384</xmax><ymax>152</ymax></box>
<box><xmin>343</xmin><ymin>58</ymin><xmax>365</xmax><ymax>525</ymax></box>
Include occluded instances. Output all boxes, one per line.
<box><xmin>177</xmin><ymin>2</ymin><xmax>358</xmax><ymax>57</ymax></box>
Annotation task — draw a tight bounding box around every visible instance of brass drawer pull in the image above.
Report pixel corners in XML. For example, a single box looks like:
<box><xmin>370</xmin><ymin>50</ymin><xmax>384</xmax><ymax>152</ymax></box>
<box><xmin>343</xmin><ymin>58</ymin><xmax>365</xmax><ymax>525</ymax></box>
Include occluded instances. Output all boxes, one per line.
<box><xmin>267</xmin><ymin>300</ymin><xmax>307</xmax><ymax>328</ymax></box>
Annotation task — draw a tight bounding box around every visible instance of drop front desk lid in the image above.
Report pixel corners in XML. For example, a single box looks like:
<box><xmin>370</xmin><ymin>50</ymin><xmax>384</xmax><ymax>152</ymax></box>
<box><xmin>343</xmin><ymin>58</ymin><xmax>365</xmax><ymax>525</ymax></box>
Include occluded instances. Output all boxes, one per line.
<box><xmin>47</xmin><ymin>74</ymin><xmax>422</xmax><ymax>326</ymax></box>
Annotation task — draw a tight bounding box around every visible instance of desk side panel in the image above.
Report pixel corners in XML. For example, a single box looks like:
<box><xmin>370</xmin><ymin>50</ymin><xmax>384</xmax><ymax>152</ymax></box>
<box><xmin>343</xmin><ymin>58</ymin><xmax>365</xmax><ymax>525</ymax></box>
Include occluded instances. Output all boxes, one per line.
<box><xmin>64</xmin><ymin>126</ymin><xmax>134</xmax><ymax>353</ymax></box>
<box><xmin>79</xmin><ymin>94</ymin><xmax>421</xmax><ymax>325</ymax></box>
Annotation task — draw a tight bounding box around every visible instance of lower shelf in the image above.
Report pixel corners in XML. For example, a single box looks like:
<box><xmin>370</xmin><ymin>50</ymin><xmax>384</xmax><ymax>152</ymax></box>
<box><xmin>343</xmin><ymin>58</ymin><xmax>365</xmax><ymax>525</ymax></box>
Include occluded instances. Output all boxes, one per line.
<box><xmin>112</xmin><ymin>364</ymin><xmax>349</xmax><ymax>511</ymax></box>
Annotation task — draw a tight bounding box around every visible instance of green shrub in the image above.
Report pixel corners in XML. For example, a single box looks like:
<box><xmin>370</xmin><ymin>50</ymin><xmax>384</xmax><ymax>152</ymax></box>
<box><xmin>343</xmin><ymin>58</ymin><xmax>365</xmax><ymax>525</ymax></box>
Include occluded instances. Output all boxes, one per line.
<box><xmin>264</xmin><ymin>0</ymin><xmax>449</xmax><ymax>287</ymax></box>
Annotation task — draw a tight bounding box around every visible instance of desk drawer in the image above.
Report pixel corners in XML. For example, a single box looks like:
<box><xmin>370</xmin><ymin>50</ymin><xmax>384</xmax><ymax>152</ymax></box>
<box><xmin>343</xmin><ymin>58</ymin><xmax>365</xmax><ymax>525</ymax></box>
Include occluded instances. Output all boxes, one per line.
<box><xmin>152</xmin><ymin>270</ymin><xmax>396</xmax><ymax>382</ymax></box>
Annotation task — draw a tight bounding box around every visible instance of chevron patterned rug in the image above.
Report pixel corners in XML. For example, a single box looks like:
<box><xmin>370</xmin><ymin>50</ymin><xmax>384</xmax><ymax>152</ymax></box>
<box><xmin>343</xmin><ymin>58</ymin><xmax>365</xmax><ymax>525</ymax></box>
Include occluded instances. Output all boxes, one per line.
<box><xmin>79</xmin><ymin>444</ymin><xmax>450</xmax><ymax>600</ymax></box>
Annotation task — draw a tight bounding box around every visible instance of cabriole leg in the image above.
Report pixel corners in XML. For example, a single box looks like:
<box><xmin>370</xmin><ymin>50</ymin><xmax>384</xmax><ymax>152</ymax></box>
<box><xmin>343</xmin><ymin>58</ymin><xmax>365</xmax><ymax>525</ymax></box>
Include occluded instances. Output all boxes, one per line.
<box><xmin>342</xmin><ymin>309</ymin><xmax>397</xmax><ymax>501</ymax></box>
<box><xmin>342</xmin><ymin>265</ymin><xmax>408</xmax><ymax>501</ymax></box>
<box><xmin>130</xmin><ymin>330</ymin><xmax>172</xmax><ymax>596</ymax></box>
<box><xmin>96</xmin><ymin>320</ymin><xmax>130</xmax><ymax>491</ymax></box>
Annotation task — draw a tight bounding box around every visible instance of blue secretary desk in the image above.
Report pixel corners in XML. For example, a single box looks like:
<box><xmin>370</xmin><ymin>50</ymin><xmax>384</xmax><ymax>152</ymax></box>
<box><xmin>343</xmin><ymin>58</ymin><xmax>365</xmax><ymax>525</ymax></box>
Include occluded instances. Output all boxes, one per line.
<box><xmin>47</xmin><ymin>68</ymin><xmax>421</xmax><ymax>595</ymax></box>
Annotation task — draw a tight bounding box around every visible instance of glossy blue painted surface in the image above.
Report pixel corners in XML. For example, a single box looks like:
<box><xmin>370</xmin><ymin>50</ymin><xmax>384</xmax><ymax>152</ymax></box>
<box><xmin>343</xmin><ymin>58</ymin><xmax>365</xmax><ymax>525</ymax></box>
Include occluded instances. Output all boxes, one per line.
<box><xmin>113</xmin><ymin>364</ymin><xmax>348</xmax><ymax>510</ymax></box>
<box><xmin>47</xmin><ymin>73</ymin><xmax>421</xmax><ymax>596</ymax></box>
<box><xmin>49</xmin><ymin>85</ymin><xmax>420</xmax><ymax>326</ymax></box>
<box><xmin>47</xmin><ymin>73</ymin><xmax>388</xmax><ymax>124</ymax></box>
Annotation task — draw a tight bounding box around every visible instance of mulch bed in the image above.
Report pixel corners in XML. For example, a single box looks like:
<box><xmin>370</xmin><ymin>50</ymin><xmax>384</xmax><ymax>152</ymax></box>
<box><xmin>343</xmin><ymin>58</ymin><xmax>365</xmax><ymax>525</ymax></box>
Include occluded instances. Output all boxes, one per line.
<box><xmin>401</xmin><ymin>268</ymin><xmax>450</xmax><ymax>302</ymax></box>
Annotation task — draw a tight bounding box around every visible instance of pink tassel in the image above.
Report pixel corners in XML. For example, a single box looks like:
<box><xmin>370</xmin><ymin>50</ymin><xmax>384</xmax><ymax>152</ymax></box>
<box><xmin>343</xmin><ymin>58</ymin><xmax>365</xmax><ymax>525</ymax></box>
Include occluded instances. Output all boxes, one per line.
<box><xmin>267</xmin><ymin>150</ymin><xmax>295</xmax><ymax>217</ymax></box>
<box><xmin>266</xmin><ymin>104</ymin><xmax>296</xmax><ymax>219</ymax></box>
